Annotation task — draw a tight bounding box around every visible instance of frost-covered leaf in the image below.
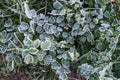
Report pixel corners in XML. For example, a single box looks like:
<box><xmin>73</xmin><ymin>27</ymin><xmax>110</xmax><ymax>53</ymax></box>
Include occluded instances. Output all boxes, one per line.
<box><xmin>24</xmin><ymin>54</ymin><xmax>34</xmax><ymax>64</ymax></box>
<box><xmin>14</xmin><ymin>56</ymin><xmax>22</xmax><ymax>65</ymax></box>
<box><xmin>68</xmin><ymin>51</ymin><xmax>79</xmax><ymax>61</ymax></box>
<box><xmin>62</xmin><ymin>32</ymin><xmax>68</xmax><ymax>38</ymax></box>
<box><xmin>51</xmin><ymin>61</ymin><xmax>61</xmax><ymax>70</ymax></box>
<box><xmin>37</xmin><ymin>54</ymin><xmax>44</xmax><ymax>61</ymax></box>
<box><xmin>57</xmin><ymin>41</ymin><xmax>67</xmax><ymax>48</ymax></box>
<box><xmin>117</xmin><ymin>26</ymin><xmax>120</xmax><ymax>32</ymax></box>
<box><xmin>0</xmin><ymin>45</ymin><xmax>7</xmax><ymax>53</ymax></box>
<box><xmin>22</xmin><ymin>49</ymin><xmax>30</xmax><ymax>58</ymax></box>
<box><xmin>56</xmin><ymin>16</ymin><xmax>64</xmax><ymax>23</ymax></box>
<box><xmin>72</xmin><ymin>23</ymin><xmax>80</xmax><ymax>31</ymax></box>
<box><xmin>23</xmin><ymin>37</ymin><xmax>33</xmax><ymax>46</ymax></box>
<box><xmin>101</xmin><ymin>22</ymin><xmax>110</xmax><ymax>28</ymax></box>
<box><xmin>29</xmin><ymin>47</ymin><xmax>39</xmax><ymax>55</ymax></box>
<box><xmin>61</xmin><ymin>60</ymin><xmax>70</xmax><ymax>68</ymax></box>
<box><xmin>37</xmin><ymin>20</ymin><xmax>44</xmax><ymax>26</ymax></box>
<box><xmin>44</xmin><ymin>55</ymin><xmax>53</xmax><ymax>65</ymax></box>
<box><xmin>30</xmin><ymin>9</ymin><xmax>37</xmax><ymax>17</ymax></box>
<box><xmin>53</xmin><ymin>1</ymin><xmax>63</xmax><ymax>10</ymax></box>
<box><xmin>36</xmin><ymin>26</ymin><xmax>44</xmax><ymax>33</ymax></box>
<box><xmin>29</xmin><ymin>20</ymin><xmax>35</xmax><ymax>34</ymax></box>
<box><xmin>57</xmin><ymin>27</ymin><xmax>63</xmax><ymax>32</ymax></box>
<box><xmin>33</xmin><ymin>39</ymin><xmax>41</xmax><ymax>48</ymax></box>
<box><xmin>24</xmin><ymin>1</ymin><xmax>32</xmax><ymax>19</ymax></box>
<box><xmin>7</xmin><ymin>60</ymin><xmax>14</xmax><ymax>71</ymax></box>
<box><xmin>41</xmin><ymin>38</ymin><xmax>51</xmax><ymax>50</ymax></box>
<box><xmin>78</xmin><ymin>63</ymin><xmax>96</xmax><ymax>78</ymax></box>
<box><xmin>46</xmin><ymin>25</ymin><xmax>57</xmax><ymax>34</ymax></box>
<box><xmin>87</xmin><ymin>34</ymin><xmax>94</xmax><ymax>43</ymax></box>
<box><xmin>59</xmin><ymin>72</ymin><xmax>68</xmax><ymax>80</ymax></box>
<box><xmin>6</xmin><ymin>54</ymin><xmax>13</xmax><ymax>62</ymax></box>
<box><xmin>19</xmin><ymin>22</ymin><xmax>29</xmax><ymax>30</ymax></box>
<box><xmin>96</xmin><ymin>42</ymin><xmax>105</xmax><ymax>50</ymax></box>
<box><xmin>4</xmin><ymin>19</ymin><xmax>13</xmax><ymax>27</ymax></box>
<box><xmin>33</xmin><ymin>56</ymin><xmax>38</xmax><ymax>65</ymax></box>
<box><xmin>80</xmin><ymin>36</ymin><xmax>86</xmax><ymax>43</ymax></box>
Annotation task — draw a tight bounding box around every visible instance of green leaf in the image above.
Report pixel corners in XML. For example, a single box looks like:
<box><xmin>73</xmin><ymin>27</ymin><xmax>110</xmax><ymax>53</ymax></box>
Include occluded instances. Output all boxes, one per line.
<box><xmin>37</xmin><ymin>54</ymin><xmax>44</xmax><ymax>61</ymax></box>
<box><xmin>0</xmin><ymin>45</ymin><xmax>7</xmax><ymax>53</ymax></box>
<box><xmin>7</xmin><ymin>60</ymin><xmax>14</xmax><ymax>71</ymax></box>
<box><xmin>59</xmin><ymin>72</ymin><xmax>68</xmax><ymax>80</ymax></box>
<box><xmin>33</xmin><ymin>56</ymin><xmax>38</xmax><ymax>65</ymax></box>
<box><xmin>24</xmin><ymin>54</ymin><xmax>34</xmax><ymax>64</ymax></box>
<box><xmin>41</xmin><ymin>38</ymin><xmax>51</xmax><ymax>50</ymax></box>
<box><xmin>22</xmin><ymin>49</ymin><xmax>30</xmax><ymax>58</ymax></box>
<box><xmin>29</xmin><ymin>47</ymin><xmax>39</xmax><ymax>55</ymax></box>
<box><xmin>33</xmin><ymin>39</ymin><xmax>41</xmax><ymax>48</ymax></box>
<box><xmin>51</xmin><ymin>61</ymin><xmax>61</xmax><ymax>70</ymax></box>
<box><xmin>14</xmin><ymin>56</ymin><xmax>22</xmax><ymax>65</ymax></box>
<box><xmin>96</xmin><ymin>42</ymin><xmax>105</xmax><ymax>50</ymax></box>
<box><xmin>61</xmin><ymin>60</ymin><xmax>70</xmax><ymax>68</ymax></box>
<box><xmin>87</xmin><ymin>34</ymin><xmax>94</xmax><ymax>43</ymax></box>
<box><xmin>23</xmin><ymin>37</ymin><xmax>33</xmax><ymax>46</ymax></box>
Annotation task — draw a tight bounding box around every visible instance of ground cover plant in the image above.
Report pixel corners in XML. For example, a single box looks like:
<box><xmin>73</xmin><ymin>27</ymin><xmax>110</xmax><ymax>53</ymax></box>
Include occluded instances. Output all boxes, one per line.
<box><xmin>1</xmin><ymin>0</ymin><xmax>120</xmax><ymax>80</ymax></box>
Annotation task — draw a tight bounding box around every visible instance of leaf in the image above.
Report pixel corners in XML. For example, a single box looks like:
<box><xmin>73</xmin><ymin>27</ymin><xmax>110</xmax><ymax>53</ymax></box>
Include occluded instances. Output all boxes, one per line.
<box><xmin>22</xmin><ymin>49</ymin><xmax>30</xmax><ymax>58</ymax></box>
<box><xmin>45</xmin><ymin>25</ymin><xmax>57</xmax><ymax>34</ymax></box>
<box><xmin>68</xmin><ymin>51</ymin><xmax>79</xmax><ymax>61</ymax></box>
<box><xmin>72</xmin><ymin>23</ymin><xmax>80</xmax><ymax>31</ymax></box>
<box><xmin>41</xmin><ymin>38</ymin><xmax>51</xmax><ymax>50</ymax></box>
<box><xmin>33</xmin><ymin>56</ymin><xmax>38</xmax><ymax>65</ymax></box>
<box><xmin>61</xmin><ymin>60</ymin><xmax>70</xmax><ymax>68</ymax></box>
<box><xmin>7</xmin><ymin>60</ymin><xmax>14</xmax><ymax>71</ymax></box>
<box><xmin>24</xmin><ymin>1</ymin><xmax>32</xmax><ymax>19</ymax></box>
<box><xmin>51</xmin><ymin>61</ymin><xmax>61</xmax><ymax>70</ymax></box>
<box><xmin>78</xmin><ymin>63</ymin><xmax>95</xmax><ymax>77</ymax></box>
<box><xmin>6</xmin><ymin>26</ymin><xmax>15</xmax><ymax>32</ymax></box>
<box><xmin>29</xmin><ymin>47</ymin><xmax>39</xmax><ymax>55</ymax></box>
<box><xmin>36</xmin><ymin>26</ymin><xmax>44</xmax><ymax>33</ymax></box>
<box><xmin>80</xmin><ymin>36</ymin><xmax>86</xmax><ymax>43</ymax></box>
<box><xmin>23</xmin><ymin>37</ymin><xmax>33</xmax><ymax>46</ymax></box>
<box><xmin>14</xmin><ymin>56</ymin><xmax>22</xmax><ymax>65</ymax></box>
<box><xmin>33</xmin><ymin>39</ymin><xmax>41</xmax><ymax>48</ymax></box>
<box><xmin>62</xmin><ymin>32</ymin><xmax>68</xmax><ymax>38</ymax></box>
<box><xmin>56</xmin><ymin>16</ymin><xmax>64</xmax><ymax>23</ymax></box>
<box><xmin>4</xmin><ymin>19</ymin><xmax>13</xmax><ymax>27</ymax></box>
<box><xmin>29</xmin><ymin>20</ymin><xmax>35</xmax><ymax>34</ymax></box>
<box><xmin>19</xmin><ymin>22</ymin><xmax>29</xmax><ymax>30</ymax></box>
<box><xmin>37</xmin><ymin>20</ymin><xmax>44</xmax><ymax>27</ymax></box>
<box><xmin>37</xmin><ymin>54</ymin><xmax>44</xmax><ymax>61</ymax></box>
<box><xmin>0</xmin><ymin>45</ymin><xmax>7</xmax><ymax>53</ymax></box>
<box><xmin>68</xmin><ymin>51</ymin><xmax>74</xmax><ymax>61</ymax></box>
<box><xmin>44</xmin><ymin>55</ymin><xmax>53</xmax><ymax>65</ymax></box>
<box><xmin>53</xmin><ymin>1</ymin><xmax>63</xmax><ymax>10</ymax></box>
<box><xmin>96</xmin><ymin>42</ymin><xmax>105</xmax><ymax>50</ymax></box>
<box><xmin>30</xmin><ymin>9</ymin><xmax>37</xmax><ymax>17</ymax></box>
<box><xmin>6</xmin><ymin>54</ymin><xmax>13</xmax><ymax>62</ymax></box>
<box><xmin>57</xmin><ymin>27</ymin><xmax>63</xmax><ymax>32</ymax></box>
<box><xmin>24</xmin><ymin>54</ymin><xmax>34</xmax><ymax>64</ymax></box>
<box><xmin>59</xmin><ymin>72</ymin><xmax>68</xmax><ymax>80</ymax></box>
<box><xmin>101</xmin><ymin>22</ymin><xmax>110</xmax><ymax>28</ymax></box>
<box><xmin>87</xmin><ymin>34</ymin><xmax>94</xmax><ymax>43</ymax></box>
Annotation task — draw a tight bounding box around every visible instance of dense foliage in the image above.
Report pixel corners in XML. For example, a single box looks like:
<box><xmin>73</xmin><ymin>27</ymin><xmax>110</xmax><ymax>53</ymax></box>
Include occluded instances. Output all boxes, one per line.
<box><xmin>1</xmin><ymin>0</ymin><xmax>120</xmax><ymax>80</ymax></box>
